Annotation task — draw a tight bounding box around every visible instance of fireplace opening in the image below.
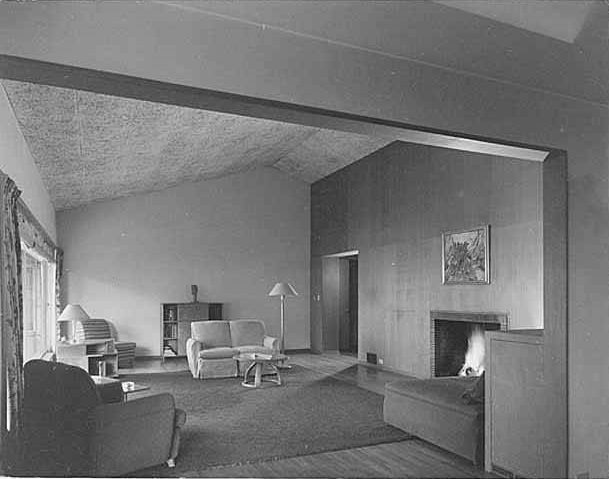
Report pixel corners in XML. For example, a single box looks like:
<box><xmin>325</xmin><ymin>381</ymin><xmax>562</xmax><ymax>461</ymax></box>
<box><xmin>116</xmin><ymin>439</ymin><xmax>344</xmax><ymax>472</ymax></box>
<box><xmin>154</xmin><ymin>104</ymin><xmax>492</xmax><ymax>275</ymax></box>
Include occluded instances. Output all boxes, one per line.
<box><xmin>430</xmin><ymin>311</ymin><xmax>508</xmax><ymax>377</ymax></box>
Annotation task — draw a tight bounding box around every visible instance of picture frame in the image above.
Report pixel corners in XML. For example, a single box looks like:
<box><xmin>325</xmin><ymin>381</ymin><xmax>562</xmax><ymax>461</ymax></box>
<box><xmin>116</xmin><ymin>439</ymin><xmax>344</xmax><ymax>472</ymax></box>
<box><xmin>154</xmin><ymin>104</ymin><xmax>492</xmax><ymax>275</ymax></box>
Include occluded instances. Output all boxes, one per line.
<box><xmin>442</xmin><ymin>225</ymin><xmax>490</xmax><ymax>285</ymax></box>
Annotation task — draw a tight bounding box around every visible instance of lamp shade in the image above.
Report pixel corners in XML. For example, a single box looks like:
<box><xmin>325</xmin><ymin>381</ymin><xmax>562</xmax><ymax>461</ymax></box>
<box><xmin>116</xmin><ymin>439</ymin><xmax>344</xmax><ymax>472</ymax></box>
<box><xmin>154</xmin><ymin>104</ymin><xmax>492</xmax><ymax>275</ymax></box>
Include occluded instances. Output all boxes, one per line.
<box><xmin>268</xmin><ymin>282</ymin><xmax>298</xmax><ymax>297</ymax></box>
<box><xmin>57</xmin><ymin>304</ymin><xmax>90</xmax><ymax>322</ymax></box>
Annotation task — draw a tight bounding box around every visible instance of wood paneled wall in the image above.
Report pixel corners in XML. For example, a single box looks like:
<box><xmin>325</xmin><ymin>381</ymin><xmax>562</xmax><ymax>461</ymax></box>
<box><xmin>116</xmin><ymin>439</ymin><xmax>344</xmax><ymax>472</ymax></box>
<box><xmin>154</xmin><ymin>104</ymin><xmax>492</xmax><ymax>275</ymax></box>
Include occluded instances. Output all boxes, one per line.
<box><xmin>311</xmin><ymin>141</ymin><xmax>544</xmax><ymax>377</ymax></box>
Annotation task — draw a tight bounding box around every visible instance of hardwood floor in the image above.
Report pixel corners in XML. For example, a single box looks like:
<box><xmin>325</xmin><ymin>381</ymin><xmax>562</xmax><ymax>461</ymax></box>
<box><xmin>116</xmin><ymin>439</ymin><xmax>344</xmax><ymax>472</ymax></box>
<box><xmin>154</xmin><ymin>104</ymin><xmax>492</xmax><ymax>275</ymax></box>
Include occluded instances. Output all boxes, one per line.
<box><xmin>125</xmin><ymin>353</ymin><xmax>493</xmax><ymax>478</ymax></box>
<box><xmin>196</xmin><ymin>441</ymin><xmax>494</xmax><ymax>478</ymax></box>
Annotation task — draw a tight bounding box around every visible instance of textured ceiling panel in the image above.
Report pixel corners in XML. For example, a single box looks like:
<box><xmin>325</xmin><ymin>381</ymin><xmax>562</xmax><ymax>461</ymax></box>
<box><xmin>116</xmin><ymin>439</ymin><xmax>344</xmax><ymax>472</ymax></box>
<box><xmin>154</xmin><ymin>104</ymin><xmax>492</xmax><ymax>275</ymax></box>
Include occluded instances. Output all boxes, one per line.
<box><xmin>2</xmin><ymin>80</ymin><xmax>390</xmax><ymax>210</ymax></box>
<box><xmin>273</xmin><ymin>130</ymin><xmax>394</xmax><ymax>183</ymax></box>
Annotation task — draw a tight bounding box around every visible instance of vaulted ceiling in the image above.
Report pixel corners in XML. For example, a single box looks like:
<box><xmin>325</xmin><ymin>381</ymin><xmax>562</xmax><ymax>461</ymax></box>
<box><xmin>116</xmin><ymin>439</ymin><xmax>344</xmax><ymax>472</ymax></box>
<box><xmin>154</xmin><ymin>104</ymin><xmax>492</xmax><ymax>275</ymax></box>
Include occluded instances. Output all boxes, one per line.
<box><xmin>2</xmin><ymin>80</ymin><xmax>393</xmax><ymax>210</ymax></box>
<box><xmin>1</xmin><ymin>1</ymin><xmax>606</xmax><ymax>211</ymax></box>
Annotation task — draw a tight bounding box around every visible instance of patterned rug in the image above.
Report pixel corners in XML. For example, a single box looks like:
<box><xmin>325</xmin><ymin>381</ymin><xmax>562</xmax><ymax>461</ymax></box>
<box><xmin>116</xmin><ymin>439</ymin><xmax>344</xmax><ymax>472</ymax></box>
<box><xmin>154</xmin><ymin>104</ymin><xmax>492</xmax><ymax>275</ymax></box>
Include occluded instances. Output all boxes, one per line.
<box><xmin>126</xmin><ymin>364</ymin><xmax>411</xmax><ymax>476</ymax></box>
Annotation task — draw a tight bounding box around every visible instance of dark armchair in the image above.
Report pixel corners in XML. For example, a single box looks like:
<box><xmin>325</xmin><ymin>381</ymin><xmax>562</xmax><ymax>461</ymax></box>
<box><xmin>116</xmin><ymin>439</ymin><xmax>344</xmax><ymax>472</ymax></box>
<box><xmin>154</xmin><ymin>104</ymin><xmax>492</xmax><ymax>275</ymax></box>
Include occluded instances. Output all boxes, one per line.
<box><xmin>21</xmin><ymin>360</ymin><xmax>186</xmax><ymax>477</ymax></box>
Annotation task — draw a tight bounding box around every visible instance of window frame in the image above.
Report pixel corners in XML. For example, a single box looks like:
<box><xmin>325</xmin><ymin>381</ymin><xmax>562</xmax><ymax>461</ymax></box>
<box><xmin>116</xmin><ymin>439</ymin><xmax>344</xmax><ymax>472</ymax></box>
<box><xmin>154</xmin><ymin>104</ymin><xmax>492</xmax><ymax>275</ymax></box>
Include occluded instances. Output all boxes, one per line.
<box><xmin>21</xmin><ymin>243</ymin><xmax>56</xmax><ymax>362</ymax></box>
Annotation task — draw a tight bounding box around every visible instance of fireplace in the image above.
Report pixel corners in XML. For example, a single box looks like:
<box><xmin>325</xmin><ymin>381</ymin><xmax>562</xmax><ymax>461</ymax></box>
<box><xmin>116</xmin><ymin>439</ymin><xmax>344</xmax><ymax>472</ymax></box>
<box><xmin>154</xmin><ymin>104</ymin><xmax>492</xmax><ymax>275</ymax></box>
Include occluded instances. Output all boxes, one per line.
<box><xmin>430</xmin><ymin>310</ymin><xmax>508</xmax><ymax>377</ymax></box>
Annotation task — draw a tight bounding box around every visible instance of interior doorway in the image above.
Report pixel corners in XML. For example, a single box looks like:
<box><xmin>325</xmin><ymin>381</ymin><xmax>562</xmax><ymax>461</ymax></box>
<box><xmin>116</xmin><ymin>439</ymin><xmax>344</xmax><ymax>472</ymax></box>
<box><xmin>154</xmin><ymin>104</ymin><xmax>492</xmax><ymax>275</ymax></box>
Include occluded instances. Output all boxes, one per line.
<box><xmin>339</xmin><ymin>255</ymin><xmax>358</xmax><ymax>355</ymax></box>
<box><xmin>321</xmin><ymin>251</ymin><xmax>359</xmax><ymax>355</ymax></box>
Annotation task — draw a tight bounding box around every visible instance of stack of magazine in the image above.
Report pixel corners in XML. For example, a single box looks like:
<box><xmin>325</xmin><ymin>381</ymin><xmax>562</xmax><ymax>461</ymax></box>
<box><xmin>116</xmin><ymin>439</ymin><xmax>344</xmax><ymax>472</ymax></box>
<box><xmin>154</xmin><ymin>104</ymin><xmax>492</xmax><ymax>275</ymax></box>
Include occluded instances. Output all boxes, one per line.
<box><xmin>250</xmin><ymin>352</ymin><xmax>273</xmax><ymax>360</ymax></box>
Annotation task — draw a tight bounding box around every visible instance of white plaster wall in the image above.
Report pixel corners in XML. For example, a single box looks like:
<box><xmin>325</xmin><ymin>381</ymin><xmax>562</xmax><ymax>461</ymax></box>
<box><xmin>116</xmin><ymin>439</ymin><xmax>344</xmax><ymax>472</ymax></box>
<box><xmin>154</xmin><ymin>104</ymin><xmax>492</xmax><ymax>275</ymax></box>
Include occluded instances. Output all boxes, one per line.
<box><xmin>0</xmin><ymin>86</ymin><xmax>56</xmax><ymax>241</ymax></box>
<box><xmin>56</xmin><ymin>167</ymin><xmax>310</xmax><ymax>356</ymax></box>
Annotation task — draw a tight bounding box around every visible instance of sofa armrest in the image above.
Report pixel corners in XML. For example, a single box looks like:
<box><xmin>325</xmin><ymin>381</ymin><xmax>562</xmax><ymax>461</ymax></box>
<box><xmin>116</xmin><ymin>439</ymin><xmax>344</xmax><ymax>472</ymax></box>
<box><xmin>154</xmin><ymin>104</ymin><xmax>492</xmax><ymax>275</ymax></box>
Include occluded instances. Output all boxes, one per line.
<box><xmin>263</xmin><ymin>335</ymin><xmax>279</xmax><ymax>352</ymax></box>
<box><xmin>90</xmin><ymin>393</ymin><xmax>179</xmax><ymax>476</ymax></box>
<box><xmin>186</xmin><ymin>338</ymin><xmax>201</xmax><ymax>378</ymax></box>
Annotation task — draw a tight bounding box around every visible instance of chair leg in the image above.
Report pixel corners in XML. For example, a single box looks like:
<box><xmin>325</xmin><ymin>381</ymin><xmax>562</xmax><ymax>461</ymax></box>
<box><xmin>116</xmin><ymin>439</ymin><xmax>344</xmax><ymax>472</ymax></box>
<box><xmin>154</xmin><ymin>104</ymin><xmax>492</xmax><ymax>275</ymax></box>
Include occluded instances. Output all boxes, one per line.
<box><xmin>167</xmin><ymin>459</ymin><xmax>176</xmax><ymax>468</ymax></box>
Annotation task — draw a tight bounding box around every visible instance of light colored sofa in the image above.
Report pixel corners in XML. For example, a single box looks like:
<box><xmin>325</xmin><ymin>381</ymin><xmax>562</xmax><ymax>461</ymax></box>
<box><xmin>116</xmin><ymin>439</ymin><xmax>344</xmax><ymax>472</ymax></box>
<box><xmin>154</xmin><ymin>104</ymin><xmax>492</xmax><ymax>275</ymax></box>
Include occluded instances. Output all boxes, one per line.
<box><xmin>186</xmin><ymin>320</ymin><xmax>279</xmax><ymax>379</ymax></box>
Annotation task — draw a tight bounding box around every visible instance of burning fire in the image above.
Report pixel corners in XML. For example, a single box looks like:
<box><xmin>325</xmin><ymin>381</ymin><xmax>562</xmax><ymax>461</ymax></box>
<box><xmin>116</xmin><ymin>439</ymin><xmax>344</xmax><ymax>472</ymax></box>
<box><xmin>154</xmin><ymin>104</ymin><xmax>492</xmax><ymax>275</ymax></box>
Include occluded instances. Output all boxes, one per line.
<box><xmin>459</xmin><ymin>327</ymin><xmax>485</xmax><ymax>377</ymax></box>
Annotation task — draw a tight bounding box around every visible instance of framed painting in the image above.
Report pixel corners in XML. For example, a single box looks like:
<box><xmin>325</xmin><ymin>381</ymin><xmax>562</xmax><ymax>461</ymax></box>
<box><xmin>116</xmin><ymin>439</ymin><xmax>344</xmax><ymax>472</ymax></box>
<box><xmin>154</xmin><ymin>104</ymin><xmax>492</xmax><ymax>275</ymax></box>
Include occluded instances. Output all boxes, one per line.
<box><xmin>442</xmin><ymin>225</ymin><xmax>490</xmax><ymax>284</ymax></box>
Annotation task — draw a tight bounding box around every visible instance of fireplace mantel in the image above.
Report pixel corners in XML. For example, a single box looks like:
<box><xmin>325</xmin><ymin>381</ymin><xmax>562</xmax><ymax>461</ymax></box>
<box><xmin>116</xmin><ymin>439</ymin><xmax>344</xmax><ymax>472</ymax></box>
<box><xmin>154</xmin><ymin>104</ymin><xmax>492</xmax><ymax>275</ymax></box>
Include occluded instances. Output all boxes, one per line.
<box><xmin>430</xmin><ymin>310</ymin><xmax>509</xmax><ymax>327</ymax></box>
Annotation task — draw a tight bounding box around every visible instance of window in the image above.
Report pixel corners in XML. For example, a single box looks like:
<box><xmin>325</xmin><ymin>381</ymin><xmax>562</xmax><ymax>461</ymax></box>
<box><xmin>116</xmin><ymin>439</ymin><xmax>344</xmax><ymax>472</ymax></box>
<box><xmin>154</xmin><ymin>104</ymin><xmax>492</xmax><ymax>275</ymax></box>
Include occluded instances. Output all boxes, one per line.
<box><xmin>22</xmin><ymin>245</ymin><xmax>56</xmax><ymax>363</ymax></box>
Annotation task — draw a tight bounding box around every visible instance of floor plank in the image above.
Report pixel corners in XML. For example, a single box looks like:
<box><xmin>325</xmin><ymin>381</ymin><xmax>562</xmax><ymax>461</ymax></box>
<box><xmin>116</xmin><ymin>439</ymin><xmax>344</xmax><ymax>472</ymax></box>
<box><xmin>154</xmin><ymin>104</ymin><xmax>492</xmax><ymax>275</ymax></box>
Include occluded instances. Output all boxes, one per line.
<box><xmin>194</xmin><ymin>440</ymin><xmax>493</xmax><ymax>478</ymax></box>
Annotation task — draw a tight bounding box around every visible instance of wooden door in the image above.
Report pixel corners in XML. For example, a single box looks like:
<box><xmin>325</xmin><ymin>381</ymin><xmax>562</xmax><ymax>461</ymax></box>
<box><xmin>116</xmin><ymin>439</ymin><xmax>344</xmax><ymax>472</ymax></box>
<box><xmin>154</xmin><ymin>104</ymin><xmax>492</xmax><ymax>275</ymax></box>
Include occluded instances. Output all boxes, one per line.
<box><xmin>348</xmin><ymin>257</ymin><xmax>358</xmax><ymax>353</ymax></box>
<box><xmin>339</xmin><ymin>256</ymin><xmax>358</xmax><ymax>354</ymax></box>
<box><xmin>338</xmin><ymin>259</ymin><xmax>350</xmax><ymax>352</ymax></box>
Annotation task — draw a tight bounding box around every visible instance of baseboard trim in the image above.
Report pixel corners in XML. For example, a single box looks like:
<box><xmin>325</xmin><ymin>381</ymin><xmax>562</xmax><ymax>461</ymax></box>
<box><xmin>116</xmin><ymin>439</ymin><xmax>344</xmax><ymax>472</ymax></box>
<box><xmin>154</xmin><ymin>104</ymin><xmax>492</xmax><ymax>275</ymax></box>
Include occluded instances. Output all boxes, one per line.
<box><xmin>285</xmin><ymin>348</ymin><xmax>311</xmax><ymax>354</ymax></box>
<box><xmin>356</xmin><ymin>359</ymin><xmax>421</xmax><ymax>379</ymax></box>
<box><xmin>137</xmin><ymin>351</ymin><xmax>313</xmax><ymax>359</ymax></box>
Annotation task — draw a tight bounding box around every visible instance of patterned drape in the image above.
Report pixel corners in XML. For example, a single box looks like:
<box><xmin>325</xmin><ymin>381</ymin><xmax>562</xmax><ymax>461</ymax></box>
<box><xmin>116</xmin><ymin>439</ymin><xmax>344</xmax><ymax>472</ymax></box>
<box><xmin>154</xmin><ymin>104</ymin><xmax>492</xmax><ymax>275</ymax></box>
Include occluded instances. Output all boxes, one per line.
<box><xmin>55</xmin><ymin>248</ymin><xmax>64</xmax><ymax>318</ymax></box>
<box><xmin>17</xmin><ymin>199</ymin><xmax>55</xmax><ymax>263</ymax></box>
<box><xmin>0</xmin><ymin>173</ymin><xmax>23</xmax><ymax>443</ymax></box>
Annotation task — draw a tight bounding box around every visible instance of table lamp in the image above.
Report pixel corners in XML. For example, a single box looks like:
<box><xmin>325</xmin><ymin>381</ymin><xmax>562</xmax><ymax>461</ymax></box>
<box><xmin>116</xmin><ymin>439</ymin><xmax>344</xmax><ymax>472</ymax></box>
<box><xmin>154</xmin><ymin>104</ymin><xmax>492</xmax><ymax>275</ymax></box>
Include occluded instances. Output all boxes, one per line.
<box><xmin>57</xmin><ymin>304</ymin><xmax>90</xmax><ymax>343</ymax></box>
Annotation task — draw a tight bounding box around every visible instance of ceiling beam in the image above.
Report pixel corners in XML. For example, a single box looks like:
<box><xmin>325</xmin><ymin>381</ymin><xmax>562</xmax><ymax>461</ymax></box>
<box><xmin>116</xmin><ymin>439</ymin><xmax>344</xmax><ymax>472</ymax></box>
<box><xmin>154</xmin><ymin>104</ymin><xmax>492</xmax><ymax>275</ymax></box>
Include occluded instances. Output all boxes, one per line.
<box><xmin>0</xmin><ymin>54</ymin><xmax>550</xmax><ymax>162</ymax></box>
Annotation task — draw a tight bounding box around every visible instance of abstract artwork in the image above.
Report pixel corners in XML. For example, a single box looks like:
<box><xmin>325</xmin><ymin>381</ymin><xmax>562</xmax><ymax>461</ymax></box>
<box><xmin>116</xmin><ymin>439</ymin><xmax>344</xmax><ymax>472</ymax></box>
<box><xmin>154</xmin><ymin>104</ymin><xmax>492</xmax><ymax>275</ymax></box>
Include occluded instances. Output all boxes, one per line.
<box><xmin>442</xmin><ymin>225</ymin><xmax>490</xmax><ymax>284</ymax></box>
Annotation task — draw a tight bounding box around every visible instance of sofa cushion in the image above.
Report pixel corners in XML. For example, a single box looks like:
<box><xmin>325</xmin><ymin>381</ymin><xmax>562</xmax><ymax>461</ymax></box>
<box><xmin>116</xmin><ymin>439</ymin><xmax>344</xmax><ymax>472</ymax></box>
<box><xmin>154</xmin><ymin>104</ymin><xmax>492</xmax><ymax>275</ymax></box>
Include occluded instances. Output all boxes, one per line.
<box><xmin>461</xmin><ymin>372</ymin><xmax>485</xmax><ymax>404</ymax></box>
<box><xmin>198</xmin><ymin>347</ymin><xmax>238</xmax><ymax>359</ymax></box>
<box><xmin>191</xmin><ymin>321</ymin><xmax>232</xmax><ymax>348</ymax></box>
<box><xmin>230</xmin><ymin>320</ymin><xmax>265</xmax><ymax>347</ymax></box>
<box><xmin>385</xmin><ymin>377</ymin><xmax>482</xmax><ymax>417</ymax></box>
<box><xmin>236</xmin><ymin>345</ymin><xmax>274</xmax><ymax>355</ymax></box>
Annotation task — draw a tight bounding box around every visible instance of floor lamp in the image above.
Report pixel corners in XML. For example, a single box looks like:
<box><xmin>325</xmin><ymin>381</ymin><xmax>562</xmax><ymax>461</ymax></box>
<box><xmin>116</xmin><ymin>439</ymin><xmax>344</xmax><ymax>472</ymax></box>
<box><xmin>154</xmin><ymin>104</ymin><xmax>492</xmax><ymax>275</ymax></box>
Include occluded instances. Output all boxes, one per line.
<box><xmin>268</xmin><ymin>282</ymin><xmax>298</xmax><ymax>368</ymax></box>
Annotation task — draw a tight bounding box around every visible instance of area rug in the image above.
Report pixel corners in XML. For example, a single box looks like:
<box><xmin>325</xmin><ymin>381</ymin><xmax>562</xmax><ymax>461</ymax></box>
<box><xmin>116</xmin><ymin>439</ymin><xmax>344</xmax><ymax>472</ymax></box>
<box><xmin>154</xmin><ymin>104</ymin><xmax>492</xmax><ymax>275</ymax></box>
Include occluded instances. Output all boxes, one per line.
<box><xmin>126</xmin><ymin>364</ymin><xmax>411</xmax><ymax>476</ymax></box>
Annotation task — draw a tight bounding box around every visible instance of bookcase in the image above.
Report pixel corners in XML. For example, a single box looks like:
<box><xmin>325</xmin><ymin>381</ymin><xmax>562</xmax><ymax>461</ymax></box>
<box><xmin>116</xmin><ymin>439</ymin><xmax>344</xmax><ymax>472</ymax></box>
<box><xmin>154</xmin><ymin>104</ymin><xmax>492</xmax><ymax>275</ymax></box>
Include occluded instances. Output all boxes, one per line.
<box><xmin>56</xmin><ymin>339</ymin><xmax>119</xmax><ymax>377</ymax></box>
<box><xmin>161</xmin><ymin>302</ymin><xmax>222</xmax><ymax>358</ymax></box>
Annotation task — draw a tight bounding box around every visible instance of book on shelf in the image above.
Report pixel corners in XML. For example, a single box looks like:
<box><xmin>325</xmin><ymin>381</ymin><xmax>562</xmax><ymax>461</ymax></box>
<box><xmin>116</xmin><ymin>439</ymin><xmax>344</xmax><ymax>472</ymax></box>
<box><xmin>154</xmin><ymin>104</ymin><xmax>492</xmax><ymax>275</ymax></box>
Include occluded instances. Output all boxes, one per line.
<box><xmin>163</xmin><ymin>323</ymin><xmax>178</xmax><ymax>338</ymax></box>
<box><xmin>166</xmin><ymin>307</ymin><xmax>177</xmax><ymax>321</ymax></box>
<box><xmin>163</xmin><ymin>344</ymin><xmax>178</xmax><ymax>356</ymax></box>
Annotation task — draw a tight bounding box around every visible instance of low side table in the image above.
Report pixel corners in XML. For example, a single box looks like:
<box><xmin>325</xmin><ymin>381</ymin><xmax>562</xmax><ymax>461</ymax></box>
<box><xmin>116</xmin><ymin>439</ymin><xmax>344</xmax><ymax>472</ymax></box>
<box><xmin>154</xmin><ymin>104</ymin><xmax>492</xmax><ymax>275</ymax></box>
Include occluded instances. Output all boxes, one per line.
<box><xmin>91</xmin><ymin>375</ymin><xmax>123</xmax><ymax>403</ymax></box>
<box><xmin>121</xmin><ymin>382</ymin><xmax>150</xmax><ymax>401</ymax></box>
<box><xmin>233</xmin><ymin>353</ymin><xmax>288</xmax><ymax>388</ymax></box>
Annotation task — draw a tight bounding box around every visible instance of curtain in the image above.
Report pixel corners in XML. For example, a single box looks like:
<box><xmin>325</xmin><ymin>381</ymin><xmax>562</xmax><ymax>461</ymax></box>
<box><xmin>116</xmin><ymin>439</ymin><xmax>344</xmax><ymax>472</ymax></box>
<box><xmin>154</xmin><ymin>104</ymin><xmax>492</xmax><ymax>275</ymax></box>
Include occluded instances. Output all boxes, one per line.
<box><xmin>55</xmin><ymin>248</ymin><xmax>64</xmax><ymax>318</ymax></box>
<box><xmin>17</xmin><ymin>199</ymin><xmax>55</xmax><ymax>263</ymax></box>
<box><xmin>0</xmin><ymin>172</ymin><xmax>23</xmax><ymax>472</ymax></box>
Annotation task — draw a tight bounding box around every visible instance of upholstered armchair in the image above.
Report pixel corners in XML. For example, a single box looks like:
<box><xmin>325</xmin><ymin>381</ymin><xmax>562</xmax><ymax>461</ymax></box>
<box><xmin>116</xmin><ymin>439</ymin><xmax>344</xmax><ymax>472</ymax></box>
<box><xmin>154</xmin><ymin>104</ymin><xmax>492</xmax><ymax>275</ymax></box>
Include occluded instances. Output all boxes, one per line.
<box><xmin>21</xmin><ymin>359</ymin><xmax>186</xmax><ymax>477</ymax></box>
<box><xmin>75</xmin><ymin>318</ymin><xmax>136</xmax><ymax>368</ymax></box>
<box><xmin>186</xmin><ymin>320</ymin><xmax>279</xmax><ymax>379</ymax></box>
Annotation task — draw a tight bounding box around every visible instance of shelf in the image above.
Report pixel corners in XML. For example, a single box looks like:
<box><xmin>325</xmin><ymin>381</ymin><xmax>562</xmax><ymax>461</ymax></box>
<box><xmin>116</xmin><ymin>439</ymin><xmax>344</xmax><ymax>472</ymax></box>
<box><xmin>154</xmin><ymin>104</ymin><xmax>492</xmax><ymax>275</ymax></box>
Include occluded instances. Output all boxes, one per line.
<box><xmin>161</xmin><ymin>301</ymin><xmax>223</xmax><ymax>358</ymax></box>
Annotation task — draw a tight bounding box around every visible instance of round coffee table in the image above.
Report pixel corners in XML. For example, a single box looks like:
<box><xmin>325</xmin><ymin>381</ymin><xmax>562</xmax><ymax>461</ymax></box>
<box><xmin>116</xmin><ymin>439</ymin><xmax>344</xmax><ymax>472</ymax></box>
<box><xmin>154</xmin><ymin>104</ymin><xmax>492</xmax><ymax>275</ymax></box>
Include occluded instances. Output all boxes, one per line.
<box><xmin>233</xmin><ymin>353</ymin><xmax>289</xmax><ymax>388</ymax></box>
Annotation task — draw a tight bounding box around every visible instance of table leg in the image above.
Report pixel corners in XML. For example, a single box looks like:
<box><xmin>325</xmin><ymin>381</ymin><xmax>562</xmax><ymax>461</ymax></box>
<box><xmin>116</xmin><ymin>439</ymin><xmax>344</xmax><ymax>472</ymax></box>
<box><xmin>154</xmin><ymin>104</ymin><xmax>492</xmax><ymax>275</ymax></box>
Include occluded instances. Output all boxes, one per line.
<box><xmin>254</xmin><ymin>363</ymin><xmax>262</xmax><ymax>387</ymax></box>
<box><xmin>242</xmin><ymin>361</ymin><xmax>257</xmax><ymax>387</ymax></box>
<box><xmin>270</xmin><ymin>363</ymin><xmax>282</xmax><ymax>385</ymax></box>
<box><xmin>241</xmin><ymin>360</ymin><xmax>284</xmax><ymax>387</ymax></box>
